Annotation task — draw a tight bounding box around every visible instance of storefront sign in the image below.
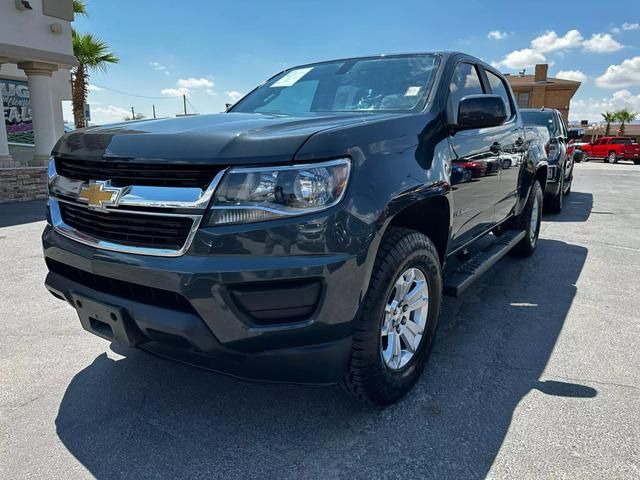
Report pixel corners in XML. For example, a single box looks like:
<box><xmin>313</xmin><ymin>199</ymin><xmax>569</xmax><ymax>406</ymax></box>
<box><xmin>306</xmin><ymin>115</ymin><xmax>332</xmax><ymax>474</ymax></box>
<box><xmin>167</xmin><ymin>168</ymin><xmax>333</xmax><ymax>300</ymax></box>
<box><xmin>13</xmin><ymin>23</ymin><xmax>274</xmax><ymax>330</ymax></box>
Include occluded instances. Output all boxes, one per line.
<box><xmin>1</xmin><ymin>78</ymin><xmax>33</xmax><ymax>145</ymax></box>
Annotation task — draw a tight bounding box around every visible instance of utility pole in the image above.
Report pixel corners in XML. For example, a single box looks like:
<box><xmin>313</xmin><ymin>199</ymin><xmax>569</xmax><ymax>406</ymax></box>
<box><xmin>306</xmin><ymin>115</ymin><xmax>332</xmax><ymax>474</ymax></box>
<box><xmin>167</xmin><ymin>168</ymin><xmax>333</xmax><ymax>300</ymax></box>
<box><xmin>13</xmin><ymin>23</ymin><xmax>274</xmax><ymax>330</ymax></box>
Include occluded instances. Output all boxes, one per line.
<box><xmin>130</xmin><ymin>106</ymin><xmax>135</xmax><ymax>120</ymax></box>
<box><xmin>152</xmin><ymin>104</ymin><xmax>156</xmax><ymax>119</ymax></box>
<box><xmin>183</xmin><ymin>95</ymin><xmax>187</xmax><ymax>116</ymax></box>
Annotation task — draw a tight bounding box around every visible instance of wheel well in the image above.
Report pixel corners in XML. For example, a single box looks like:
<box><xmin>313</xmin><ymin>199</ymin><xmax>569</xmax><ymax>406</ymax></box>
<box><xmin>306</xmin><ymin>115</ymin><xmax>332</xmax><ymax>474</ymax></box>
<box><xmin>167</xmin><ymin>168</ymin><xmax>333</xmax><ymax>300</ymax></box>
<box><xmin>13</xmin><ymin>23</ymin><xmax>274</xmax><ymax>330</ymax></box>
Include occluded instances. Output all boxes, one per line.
<box><xmin>535</xmin><ymin>166</ymin><xmax>548</xmax><ymax>193</ymax></box>
<box><xmin>386</xmin><ymin>196</ymin><xmax>450</xmax><ymax>263</ymax></box>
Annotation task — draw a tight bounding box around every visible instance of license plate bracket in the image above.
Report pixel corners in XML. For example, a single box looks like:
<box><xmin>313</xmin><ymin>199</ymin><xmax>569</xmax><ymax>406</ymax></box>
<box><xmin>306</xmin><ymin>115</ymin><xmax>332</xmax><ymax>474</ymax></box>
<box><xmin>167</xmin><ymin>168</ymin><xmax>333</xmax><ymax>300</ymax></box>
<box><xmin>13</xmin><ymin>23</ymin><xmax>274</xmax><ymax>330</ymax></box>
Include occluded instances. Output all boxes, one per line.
<box><xmin>69</xmin><ymin>292</ymin><xmax>146</xmax><ymax>347</ymax></box>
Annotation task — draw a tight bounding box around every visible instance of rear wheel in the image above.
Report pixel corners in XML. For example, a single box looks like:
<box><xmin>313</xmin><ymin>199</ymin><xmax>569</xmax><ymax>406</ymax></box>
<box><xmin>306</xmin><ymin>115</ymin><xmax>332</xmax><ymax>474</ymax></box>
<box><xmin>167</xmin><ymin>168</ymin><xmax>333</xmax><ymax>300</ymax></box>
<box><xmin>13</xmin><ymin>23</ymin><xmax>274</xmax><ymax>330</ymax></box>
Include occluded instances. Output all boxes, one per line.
<box><xmin>608</xmin><ymin>151</ymin><xmax>618</xmax><ymax>164</ymax></box>
<box><xmin>510</xmin><ymin>180</ymin><xmax>543</xmax><ymax>257</ymax></box>
<box><xmin>634</xmin><ymin>159</ymin><xmax>640</xmax><ymax>165</ymax></box>
<box><xmin>342</xmin><ymin>228</ymin><xmax>441</xmax><ymax>406</ymax></box>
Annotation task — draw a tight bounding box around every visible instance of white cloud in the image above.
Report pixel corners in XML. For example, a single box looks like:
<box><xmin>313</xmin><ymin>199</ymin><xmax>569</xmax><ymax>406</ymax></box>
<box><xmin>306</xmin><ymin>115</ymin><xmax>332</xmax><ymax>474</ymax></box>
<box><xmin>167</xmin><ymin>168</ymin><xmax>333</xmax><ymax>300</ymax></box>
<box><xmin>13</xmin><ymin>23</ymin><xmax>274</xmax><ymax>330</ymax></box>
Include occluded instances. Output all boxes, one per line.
<box><xmin>225</xmin><ymin>90</ymin><xmax>243</xmax><ymax>102</ymax></box>
<box><xmin>87</xmin><ymin>84</ymin><xmax>103</xmax><ymax>92</ymax></box>
<box><xmin>493</xmin><ymin>29</ymin><xmax>625</xmax><ymax>71</ymax></box>
<box><xmin>555</xmin><ymin>70</ymin><xmax>587</xmax><ymax>83</ymax></box>
<box><xmin>493</xmin><ymin>48</ymin><xmax>546</xmax><ymax>69</ymax></box>
<box><xmin>91</xmin><ymin>105</ymin><xmax>131</xmax><ymax>124</ymax></box>
<box><xmin>176</xmin><ymin>77</ymin><xmax>214</xmax><ymax>89</ymax></box>
<box><xmin>583</xmin><ymin>33</ymin><xmax>623</xmax><ymax>53</ymax></box>
<box><xmin>596</xmin><ymin>56</ymin><xmax>640</xmax><ymax>88</ymax></box>
<box><xmin>150</xmin><ymin>61</ymin><xmax>167</xmax><ymax>71</ymax></box>
<box><xmin>160</xmin><ymin>87</ymin><xmax>191</xmax><ymax>97</ymax></box>
<box><xmin>569</xmin><ymin>90</ymin><xmax>640</xmax><ymax>122</ymax></box>
<box><xmin>531</xmin><ymin>29</ymin><xmax>583</xmax><ymax>52</ymax></box>
<box><xmin>622</xmin><ymin>22</ymin><xmax>640</xmax><ymax>31</ymax></box>
<box><xmin>488</xmin><ymin>30</ymin><xmax>507</xmax><ymax>40</ymax></box>
<box><xmin>205</xmin><ymin>88</ymin><xmax>216</xmax><ymax>96</ymax></box>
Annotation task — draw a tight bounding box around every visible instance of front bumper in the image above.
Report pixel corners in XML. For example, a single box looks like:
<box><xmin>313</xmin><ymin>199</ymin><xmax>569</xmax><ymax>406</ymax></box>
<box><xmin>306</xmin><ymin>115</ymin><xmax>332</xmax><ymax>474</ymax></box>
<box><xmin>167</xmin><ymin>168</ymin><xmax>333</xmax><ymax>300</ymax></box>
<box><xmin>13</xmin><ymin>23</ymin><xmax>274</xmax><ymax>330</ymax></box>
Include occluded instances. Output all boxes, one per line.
<box><xmin>43</xmin><ymin>225</ymin><xmax>372</xmax><ymax>384</ymax></box>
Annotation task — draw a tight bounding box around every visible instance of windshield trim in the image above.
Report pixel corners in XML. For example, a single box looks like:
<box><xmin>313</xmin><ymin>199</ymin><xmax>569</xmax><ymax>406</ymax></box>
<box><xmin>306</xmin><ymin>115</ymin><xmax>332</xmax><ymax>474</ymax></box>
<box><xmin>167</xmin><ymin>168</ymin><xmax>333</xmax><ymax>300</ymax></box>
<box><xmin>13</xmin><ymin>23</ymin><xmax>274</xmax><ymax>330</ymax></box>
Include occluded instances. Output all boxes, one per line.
<box><xmin>229</xmin><ymin>53</ymin><xmax>442</xmax><ymax>115</ymax></box>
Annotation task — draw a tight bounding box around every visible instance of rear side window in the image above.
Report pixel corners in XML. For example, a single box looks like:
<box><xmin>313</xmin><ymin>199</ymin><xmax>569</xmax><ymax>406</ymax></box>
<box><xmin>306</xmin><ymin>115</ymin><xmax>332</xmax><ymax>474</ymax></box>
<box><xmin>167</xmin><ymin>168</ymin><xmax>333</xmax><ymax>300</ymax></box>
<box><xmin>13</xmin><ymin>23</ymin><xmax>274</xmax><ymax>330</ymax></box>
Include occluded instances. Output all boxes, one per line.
<box><xmin>611</xmin><ymin>138</ymin><xmax>632</xmax><ymax>144</ymax></box>
<box><xmin>449</xmin><ymin>63</ymin><xmax>484</xmax><ymax>110</ymax></box>
<box><xmin>485</xmin><ymin>70</ymin><xmax>512</xmax><ymax>119</ymax></box>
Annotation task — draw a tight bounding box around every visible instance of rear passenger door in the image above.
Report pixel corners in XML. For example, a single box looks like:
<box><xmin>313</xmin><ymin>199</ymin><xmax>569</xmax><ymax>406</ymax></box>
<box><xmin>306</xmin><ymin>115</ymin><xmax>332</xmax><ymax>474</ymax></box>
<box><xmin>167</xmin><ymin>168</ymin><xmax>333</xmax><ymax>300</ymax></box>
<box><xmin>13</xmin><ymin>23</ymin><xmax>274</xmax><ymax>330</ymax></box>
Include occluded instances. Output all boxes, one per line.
<box><xmin>447</xmin><ymin>62</ymin><xmax>504</xmax><ymax>250</ymax></box>
<box><xmin>483</xmin><ymin>68</ymin><xmax>525</xmax><ymax>222</ymax></box>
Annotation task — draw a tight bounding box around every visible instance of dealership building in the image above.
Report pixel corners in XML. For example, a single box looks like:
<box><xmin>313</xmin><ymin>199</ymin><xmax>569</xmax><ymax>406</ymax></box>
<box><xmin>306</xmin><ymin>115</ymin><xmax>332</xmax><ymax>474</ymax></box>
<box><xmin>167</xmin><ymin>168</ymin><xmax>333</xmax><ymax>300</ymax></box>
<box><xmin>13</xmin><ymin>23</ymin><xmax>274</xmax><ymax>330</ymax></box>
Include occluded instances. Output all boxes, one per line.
<box><xmin>505</xmin><ymin>64</ymin><xmax>581</xmax><ymax>123</ymax></box>
<box><xmin>1</xmin><ymin>0</ymin><xmax>76</xmax><ymax>168</ymax></box>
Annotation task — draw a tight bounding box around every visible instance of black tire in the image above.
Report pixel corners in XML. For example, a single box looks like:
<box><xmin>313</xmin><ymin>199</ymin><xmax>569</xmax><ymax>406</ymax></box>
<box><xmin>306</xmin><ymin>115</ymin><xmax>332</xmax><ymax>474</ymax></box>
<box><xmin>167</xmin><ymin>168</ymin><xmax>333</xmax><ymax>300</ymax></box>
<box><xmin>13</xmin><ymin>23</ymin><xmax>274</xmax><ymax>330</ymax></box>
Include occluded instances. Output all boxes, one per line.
<box><xmin>342</xmin><ymin>228</ymin><xmax>442</xmax><ymax>406</ymax></box>
<box><xmin>634</xmin><ymin>159</ymin><xmax>640</xmax><ymax>165</ymax></box>
<box><xmin>544</xmin><ymin>174</ymin><xmax>563</xmax><ymax>214</ymax></box>
<box><xmin>510</xmin><ymin>180</ymin><xmax>543</xmax><ymax>257</ymax></box>
<box><xmin>608</xmin><ymin>151</ymin><xmax>618</xmax><ymax>164</ymax></box>
<box><xmin>563</xmin><ymin>168</ymin><xmax>572</xmax><ymax>196</ymax></box>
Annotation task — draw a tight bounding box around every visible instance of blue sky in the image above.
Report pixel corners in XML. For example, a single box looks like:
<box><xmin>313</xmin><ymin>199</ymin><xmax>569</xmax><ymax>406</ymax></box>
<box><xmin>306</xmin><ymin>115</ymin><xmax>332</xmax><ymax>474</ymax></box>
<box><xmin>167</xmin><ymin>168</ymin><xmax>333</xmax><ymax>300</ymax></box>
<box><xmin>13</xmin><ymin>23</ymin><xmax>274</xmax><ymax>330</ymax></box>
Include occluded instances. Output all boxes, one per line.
<box><xmin>68</xmin><ymin>0</ymin><xmax>640</xmax><ymax>125</ymax></box>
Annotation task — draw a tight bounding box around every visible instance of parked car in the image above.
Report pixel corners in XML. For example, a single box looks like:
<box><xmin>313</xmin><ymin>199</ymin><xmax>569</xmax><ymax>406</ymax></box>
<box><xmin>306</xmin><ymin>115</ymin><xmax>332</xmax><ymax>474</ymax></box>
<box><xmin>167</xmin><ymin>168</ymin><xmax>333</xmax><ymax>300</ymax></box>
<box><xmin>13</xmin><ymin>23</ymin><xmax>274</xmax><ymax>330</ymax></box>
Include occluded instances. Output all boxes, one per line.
<box><xmin>43</xmin><ymin>52</ymin><xmax>549</xmax><ymax>405</ymax></box>
<box><xmin>568</xmin><ymin>140</ymin><xmax>590</xmax><ymax>163</ymax></box>
<box><xmin>580</xmin><ymin>136</ymin><xmax>640</xmax><ymax>164</ymax></box>
<box><xmin>521</xmin><ymin>108</ymin><xmax>582</xmax><ymax>213</ymax></box>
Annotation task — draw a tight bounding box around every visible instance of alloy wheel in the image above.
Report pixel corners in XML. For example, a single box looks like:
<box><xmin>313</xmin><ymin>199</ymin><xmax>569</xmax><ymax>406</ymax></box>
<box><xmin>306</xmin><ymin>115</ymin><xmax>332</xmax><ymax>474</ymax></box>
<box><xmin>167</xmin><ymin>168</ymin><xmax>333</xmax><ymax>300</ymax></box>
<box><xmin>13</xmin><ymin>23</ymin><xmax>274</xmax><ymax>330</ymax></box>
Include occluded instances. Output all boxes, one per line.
<box><xmin>381</xmin><ymin>267</ymin><xmax>429</xmax><ymax>370</ymax></box>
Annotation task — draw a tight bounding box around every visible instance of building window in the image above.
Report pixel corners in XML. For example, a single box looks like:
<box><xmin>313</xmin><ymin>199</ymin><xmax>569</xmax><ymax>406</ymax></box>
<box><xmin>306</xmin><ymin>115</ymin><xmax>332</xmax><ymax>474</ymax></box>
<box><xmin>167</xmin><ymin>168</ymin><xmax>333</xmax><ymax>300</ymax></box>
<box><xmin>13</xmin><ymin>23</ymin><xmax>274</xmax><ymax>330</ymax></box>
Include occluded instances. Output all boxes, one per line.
<box><xmin>517</xmin><ymin>92</ymin><xmax>530</xmax><ymax>108</ymax></box>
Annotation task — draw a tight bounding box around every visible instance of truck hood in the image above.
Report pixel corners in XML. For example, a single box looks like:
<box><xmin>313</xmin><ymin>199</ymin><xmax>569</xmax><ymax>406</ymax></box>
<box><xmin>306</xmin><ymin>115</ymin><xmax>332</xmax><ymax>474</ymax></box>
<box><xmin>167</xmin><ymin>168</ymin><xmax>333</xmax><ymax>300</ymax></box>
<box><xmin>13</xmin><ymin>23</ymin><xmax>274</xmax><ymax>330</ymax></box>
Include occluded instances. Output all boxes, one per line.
<box><xmin>54</xmin><ymin>112</ymin><xmax>401</xmax><ymax>165</ymax></box>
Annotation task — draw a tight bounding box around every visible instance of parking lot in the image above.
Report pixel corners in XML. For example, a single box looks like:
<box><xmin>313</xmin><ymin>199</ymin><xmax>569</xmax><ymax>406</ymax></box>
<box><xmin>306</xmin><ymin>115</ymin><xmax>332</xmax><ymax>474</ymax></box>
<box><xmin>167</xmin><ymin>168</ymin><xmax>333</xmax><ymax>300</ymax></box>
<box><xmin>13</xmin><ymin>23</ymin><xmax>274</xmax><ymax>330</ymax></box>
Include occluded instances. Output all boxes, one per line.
<box><xmin>1</xmin><ymin>161</ymin><xmax>639</xmax><ymax>479</ymax></box>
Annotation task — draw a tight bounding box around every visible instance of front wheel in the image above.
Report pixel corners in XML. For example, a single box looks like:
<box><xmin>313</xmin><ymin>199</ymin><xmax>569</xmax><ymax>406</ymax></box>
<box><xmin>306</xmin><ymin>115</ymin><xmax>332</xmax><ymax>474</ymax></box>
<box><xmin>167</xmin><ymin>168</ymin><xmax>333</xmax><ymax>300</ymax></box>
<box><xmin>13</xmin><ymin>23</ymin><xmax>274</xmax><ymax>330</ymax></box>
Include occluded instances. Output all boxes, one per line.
<box><xmin>342</xmin><ymin>228</ymin><xmax>442</xmax><ymax>406</ymax></box>
<box><xmin>544</xmin><ymin>174</ymin><xmax>563</xmax><ymax>214</ymax></box>
<box><xmin>608</xmin><ymin>151</ymin><xmax>618</xmax><ymax>164</ymax></box>
<box><xmin>510</xmin><ymin>180</ymin><xmax>543</xmax><ymax>257</ymax></box>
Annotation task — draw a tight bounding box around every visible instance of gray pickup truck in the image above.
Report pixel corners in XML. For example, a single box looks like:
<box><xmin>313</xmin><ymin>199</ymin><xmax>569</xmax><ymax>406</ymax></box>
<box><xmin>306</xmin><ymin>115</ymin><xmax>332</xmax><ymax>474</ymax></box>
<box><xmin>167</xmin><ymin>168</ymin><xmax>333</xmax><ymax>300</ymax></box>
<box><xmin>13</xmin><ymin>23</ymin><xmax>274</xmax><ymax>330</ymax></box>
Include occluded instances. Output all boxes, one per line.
<box><xmin>44</xmin><ymin>52</ymin><xmax>548</xmax><ymax>405</ymax></box>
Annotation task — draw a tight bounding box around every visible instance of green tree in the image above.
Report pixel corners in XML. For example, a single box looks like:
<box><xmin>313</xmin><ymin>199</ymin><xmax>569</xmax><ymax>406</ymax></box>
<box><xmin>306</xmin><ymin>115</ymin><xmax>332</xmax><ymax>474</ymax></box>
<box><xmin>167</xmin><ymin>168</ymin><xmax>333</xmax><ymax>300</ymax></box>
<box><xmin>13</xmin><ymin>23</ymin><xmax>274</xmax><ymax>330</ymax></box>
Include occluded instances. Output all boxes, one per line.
<box><xmin>616</xmin><ymin>109</ymin><xmax>638</xmax><ymax>136</ymax></box>
<box><xmin>71</xmin><ymin>31</ymin><xmax>119</xmax><ymax>128</ymax></box>
<box><xmin>72</xmin><ymin>0</ymin><xmax>88</xmax><ymax>16</ymax></box>
<box><xmin>70</xmin><ymin>1</ymin><xmax>118</xmax><ymax>128</ymax></box>
<box><xmin>601</xmin><ymin>111</ymin><xmax>617</xmax><ymax>136</ymax></box>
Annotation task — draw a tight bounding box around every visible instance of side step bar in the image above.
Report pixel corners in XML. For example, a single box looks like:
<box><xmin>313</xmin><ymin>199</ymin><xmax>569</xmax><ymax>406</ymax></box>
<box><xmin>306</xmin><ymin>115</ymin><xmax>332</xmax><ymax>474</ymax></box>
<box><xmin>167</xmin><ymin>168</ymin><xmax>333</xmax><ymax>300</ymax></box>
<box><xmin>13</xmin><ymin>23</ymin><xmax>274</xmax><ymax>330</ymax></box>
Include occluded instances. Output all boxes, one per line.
<box><xmin>443</xmin><ymin>230</ymin><xmax>526</xmax><ymax>297</ymax></box>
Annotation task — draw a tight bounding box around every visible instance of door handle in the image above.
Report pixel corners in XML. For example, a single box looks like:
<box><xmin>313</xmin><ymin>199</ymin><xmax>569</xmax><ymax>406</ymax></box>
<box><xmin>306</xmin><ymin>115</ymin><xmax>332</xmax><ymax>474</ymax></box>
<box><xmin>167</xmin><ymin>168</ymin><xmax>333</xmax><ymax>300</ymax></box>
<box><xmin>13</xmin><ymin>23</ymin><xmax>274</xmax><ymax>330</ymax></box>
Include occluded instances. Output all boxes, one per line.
<box><xmin>490</xmin><ymin>142</ymin><xmax>502</xmax><ymax>154</ymax></box>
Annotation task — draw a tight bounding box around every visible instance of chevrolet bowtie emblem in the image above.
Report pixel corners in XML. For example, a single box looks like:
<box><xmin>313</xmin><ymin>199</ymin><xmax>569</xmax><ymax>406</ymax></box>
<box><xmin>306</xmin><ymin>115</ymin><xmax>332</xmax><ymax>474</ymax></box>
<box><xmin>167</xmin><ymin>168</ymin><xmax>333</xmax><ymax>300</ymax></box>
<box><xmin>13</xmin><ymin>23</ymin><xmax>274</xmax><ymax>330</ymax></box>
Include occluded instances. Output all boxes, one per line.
<box><xmin>78</xmin><ymin>181</ymin><xmax>122</xmax><ymax>209</ymax></box>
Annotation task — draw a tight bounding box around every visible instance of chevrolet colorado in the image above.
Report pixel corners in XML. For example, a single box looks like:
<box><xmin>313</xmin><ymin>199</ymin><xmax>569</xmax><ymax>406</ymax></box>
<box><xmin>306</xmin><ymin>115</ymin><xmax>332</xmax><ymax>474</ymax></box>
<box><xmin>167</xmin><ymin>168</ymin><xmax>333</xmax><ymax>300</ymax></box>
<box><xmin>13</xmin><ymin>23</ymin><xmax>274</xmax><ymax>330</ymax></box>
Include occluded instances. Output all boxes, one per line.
<box><xmin>43</xmin><ymin>52</ymin><xmax>548</xmax><ymax>405</ymax></box>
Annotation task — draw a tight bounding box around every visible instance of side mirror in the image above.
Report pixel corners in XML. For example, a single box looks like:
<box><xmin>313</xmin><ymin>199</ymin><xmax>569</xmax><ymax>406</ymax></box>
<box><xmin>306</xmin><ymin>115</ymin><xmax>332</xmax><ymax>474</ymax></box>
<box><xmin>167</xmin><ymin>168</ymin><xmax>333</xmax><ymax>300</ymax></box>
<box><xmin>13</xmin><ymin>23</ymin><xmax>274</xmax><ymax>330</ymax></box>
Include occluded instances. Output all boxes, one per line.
<box><xmin>455</xmin><ymin>95</ymin><xmax>508</xmax><ymax>131</ymax></box>
<box><xmin>225</xmin><ymin>103</ymin><xmax>233</xmax><ymax>111</ymax></box>
<box><xmin>567</xmin><ymin>128</ymin><xmax>584</xmax><ymax>140</ymax></box>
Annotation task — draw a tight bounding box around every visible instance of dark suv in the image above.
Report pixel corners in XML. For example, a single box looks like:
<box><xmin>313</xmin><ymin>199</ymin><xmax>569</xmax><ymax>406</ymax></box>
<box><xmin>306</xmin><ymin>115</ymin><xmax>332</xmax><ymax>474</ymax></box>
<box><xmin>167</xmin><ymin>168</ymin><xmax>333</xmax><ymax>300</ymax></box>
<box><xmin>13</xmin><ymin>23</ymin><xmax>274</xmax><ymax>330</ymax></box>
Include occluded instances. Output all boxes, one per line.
<box><xmin>521</xmin><ymin>108</ymin><xmax>582</xmax><ymax>213</ymax></box>
<box><xmin>43</xmin><ymin>52</ymin><xmax>548</xmax><ymax>405</ymax></box>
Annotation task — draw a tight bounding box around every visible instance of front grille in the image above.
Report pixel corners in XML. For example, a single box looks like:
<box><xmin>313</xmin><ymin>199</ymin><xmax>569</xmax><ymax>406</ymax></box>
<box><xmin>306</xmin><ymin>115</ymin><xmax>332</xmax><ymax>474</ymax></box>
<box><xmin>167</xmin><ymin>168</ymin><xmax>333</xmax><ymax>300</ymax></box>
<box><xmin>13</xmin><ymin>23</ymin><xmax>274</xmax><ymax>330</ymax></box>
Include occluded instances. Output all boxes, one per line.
<box><xmin>55</xmin><ymin>157</ymin><xmax>222</xmax><ymax>189</ymax></box>
<box><xmin>59</xmin><ymin>202</ymin><xmax>193</xmax><ymax>250</ymax></box>
<box><xmin>46</xmin><ymin>258</ymin><xmax>196</xmax><ymax>314</ymax></box>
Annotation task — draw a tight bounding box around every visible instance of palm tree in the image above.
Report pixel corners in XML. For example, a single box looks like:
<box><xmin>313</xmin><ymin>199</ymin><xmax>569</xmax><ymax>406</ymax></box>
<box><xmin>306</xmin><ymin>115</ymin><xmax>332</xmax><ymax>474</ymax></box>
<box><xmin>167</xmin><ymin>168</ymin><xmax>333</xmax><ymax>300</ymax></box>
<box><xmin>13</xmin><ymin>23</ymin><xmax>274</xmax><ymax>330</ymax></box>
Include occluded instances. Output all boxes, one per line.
<box><xmin>71</xmin><ymin>31</ymin><xmax>119</xmax><ymax>128</ymax></box>
<box><xmin>72</xmin><ymin>0</ymin><xmax>88</xmax><ymax>16</ymax></box>
<box><xmin>616</xmin><ymin>109</ymin><xmax>638</xmax><ymax>136</ymax></box>
<box><xmin>601</xmin><ymin>111</ymin><xmax>617</xmax><ymax>136</ymax></box>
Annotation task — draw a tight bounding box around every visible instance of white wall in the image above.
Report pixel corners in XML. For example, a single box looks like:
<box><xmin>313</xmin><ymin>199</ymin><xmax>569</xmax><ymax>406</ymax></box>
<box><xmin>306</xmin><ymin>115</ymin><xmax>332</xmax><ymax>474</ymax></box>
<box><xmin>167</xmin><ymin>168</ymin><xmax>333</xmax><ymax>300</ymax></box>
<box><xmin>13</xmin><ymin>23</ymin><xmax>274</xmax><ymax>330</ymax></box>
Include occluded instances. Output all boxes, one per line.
<box><xmin>0</xmin><ymin>0</ymin><xmax>73</xmax><ymax>59</ymax></box>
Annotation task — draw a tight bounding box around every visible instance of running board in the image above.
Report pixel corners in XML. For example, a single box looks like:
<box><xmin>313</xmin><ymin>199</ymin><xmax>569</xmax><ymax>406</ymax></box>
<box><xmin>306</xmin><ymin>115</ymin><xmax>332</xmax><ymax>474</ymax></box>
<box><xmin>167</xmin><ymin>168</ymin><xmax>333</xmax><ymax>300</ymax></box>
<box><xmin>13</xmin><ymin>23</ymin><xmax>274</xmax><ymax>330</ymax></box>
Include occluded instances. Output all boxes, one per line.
<box><xmin>443</xmin><ymin>230</ymin><xmax>526</xmax><ymax>297</ymax></box>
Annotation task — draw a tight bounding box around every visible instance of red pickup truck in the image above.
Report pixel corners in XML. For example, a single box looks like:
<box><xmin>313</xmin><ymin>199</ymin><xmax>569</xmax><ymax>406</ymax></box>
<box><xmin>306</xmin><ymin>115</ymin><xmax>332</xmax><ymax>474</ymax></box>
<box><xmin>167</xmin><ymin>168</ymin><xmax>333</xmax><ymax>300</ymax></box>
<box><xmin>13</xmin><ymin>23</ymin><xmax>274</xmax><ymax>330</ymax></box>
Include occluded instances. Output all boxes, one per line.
<box><xmin>580</xmin><ymin>137</ymin><xmax>640</xmax><ymax>164</ymax></box>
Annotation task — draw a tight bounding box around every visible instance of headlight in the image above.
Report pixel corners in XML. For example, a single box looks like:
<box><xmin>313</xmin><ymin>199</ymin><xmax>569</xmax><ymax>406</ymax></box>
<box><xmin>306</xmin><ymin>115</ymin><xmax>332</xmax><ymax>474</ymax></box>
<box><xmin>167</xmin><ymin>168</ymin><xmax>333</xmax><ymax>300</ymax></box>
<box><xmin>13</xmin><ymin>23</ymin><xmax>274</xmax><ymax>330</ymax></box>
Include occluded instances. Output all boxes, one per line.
<box><xmin>206</xmin><ymin>158</ymin><xmax>350</xmax><ymax>225</ymax></box>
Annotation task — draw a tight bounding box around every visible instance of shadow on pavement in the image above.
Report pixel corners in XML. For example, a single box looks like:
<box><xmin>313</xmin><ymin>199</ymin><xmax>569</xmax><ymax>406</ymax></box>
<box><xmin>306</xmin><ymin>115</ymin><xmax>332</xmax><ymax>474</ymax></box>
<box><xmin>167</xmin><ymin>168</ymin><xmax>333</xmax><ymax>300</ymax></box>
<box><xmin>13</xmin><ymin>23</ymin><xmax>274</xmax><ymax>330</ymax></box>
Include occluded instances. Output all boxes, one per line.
<box><xmin>544</xmin><ymin>191</ymin><xmax>593</xmax><ymax>223</ymax></box>
<box><xmin>0</xmin><ymin>200</ymin><xmax>46</xmax><ymax>228</ymax></box>
<box><xmin>54</xmin><ymin>236</ymin><xmax>590</xmax><ymax>479</ymax></box>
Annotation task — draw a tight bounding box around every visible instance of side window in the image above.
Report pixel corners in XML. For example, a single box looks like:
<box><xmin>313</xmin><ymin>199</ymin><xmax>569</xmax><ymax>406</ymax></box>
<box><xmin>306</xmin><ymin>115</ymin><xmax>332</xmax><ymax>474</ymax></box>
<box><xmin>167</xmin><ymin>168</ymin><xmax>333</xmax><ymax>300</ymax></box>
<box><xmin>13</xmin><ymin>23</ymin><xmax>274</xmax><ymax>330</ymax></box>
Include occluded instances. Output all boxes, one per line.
<box><xmin>449</xmin><ymin>63</ymin><xmax>484</xmax><ymax>112</ymax></box>
<box><xmin>485</xmin><ymin>70</ymin><xmax>513</xmax><ymax>119</ymax></box>
<box><xmin>556</xmin><ymin>113</ymin><xmax>567</xmax><ymax>137</ymax></box>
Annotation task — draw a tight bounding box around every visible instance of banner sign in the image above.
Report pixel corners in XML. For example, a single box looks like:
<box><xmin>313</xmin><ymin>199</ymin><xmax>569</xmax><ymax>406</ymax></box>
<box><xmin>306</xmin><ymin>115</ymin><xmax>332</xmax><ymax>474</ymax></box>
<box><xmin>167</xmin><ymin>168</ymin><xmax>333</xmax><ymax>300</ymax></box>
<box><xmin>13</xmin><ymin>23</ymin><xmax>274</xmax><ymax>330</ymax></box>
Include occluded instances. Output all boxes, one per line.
<box><xmin>1</xmin><ymin>78</ymin><xmax>33</xmax><ymax>145</ymax></box>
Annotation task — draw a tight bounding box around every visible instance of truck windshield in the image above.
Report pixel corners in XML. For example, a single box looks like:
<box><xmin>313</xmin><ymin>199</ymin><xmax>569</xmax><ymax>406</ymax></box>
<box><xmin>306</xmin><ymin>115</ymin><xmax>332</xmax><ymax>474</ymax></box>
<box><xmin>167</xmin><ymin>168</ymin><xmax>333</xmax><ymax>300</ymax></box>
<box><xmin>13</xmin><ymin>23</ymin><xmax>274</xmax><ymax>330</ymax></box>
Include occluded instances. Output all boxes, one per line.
<box><xmin>521</xmin><ymin>110</ymin><xmax>558</xmax><ymax>137</ymax></box>
<box><xmin>231</xmin><ymin>54</ymin><xmax>439</xmax><ymax>115</ymax></box>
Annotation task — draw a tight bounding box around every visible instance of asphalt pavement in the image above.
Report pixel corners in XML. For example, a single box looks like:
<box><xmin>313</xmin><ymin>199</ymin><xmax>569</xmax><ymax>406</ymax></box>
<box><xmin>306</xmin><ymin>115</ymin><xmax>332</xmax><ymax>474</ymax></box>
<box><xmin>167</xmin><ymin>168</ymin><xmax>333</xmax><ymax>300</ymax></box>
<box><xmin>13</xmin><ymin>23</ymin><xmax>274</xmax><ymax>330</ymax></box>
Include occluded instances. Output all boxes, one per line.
<box><xmin>1</xmin><ymin>161</ymin><xmax>639</xmax><ymax>479</ymax></box>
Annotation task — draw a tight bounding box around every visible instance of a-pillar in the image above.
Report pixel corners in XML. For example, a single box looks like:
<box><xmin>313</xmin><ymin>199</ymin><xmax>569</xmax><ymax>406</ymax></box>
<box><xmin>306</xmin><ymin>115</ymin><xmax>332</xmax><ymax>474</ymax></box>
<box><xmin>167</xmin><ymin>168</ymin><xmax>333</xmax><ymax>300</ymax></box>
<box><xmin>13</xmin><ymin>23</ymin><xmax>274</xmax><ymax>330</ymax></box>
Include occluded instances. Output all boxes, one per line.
<box><xmin>17</xmin><ymin>61</ymin><xmax>59</xmax><ymax>165</ymax></box>
<box><xmin>0</xmin><ymin>57</ymin><xmax>14</xmax><ymax>164</ymax></box>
